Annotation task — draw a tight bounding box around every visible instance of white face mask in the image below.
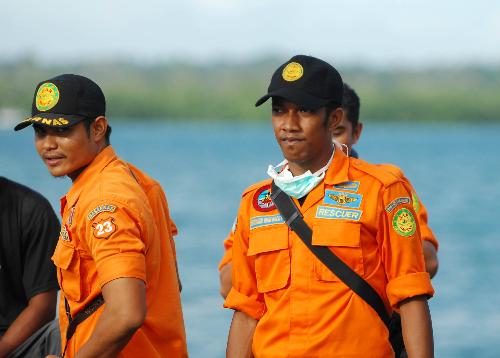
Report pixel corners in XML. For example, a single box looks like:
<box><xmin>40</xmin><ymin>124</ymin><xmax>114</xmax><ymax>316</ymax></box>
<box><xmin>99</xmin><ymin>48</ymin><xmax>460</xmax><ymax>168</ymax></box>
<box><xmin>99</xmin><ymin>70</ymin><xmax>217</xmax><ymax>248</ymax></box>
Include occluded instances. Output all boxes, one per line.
<box><xmin>267</xmin><ymin>149</ymin><xmax>334</xmax><ymax>199</ymax></box>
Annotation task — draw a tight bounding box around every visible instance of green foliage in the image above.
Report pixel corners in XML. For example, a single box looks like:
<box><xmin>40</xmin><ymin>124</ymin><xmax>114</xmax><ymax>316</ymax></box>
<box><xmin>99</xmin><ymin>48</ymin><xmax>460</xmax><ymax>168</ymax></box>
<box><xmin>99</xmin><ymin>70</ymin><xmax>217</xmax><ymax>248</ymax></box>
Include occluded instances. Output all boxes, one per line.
<box><xmin>1</xmin><ymin>59</ymin><xmax>499</xmax><ymax>121</ymax></box>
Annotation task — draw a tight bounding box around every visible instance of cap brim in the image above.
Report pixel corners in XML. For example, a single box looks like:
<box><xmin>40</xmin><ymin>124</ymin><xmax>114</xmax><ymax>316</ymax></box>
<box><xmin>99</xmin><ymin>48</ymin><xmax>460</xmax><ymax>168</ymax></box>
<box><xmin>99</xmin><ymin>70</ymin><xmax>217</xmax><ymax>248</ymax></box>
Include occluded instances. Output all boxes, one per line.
<box><xmin>14</xmin><ymin>113</ymin><xmax>87</xmax><ymax>131</ymax></box>
<box><xmin>255</xmin><ymin>87</ymin><xmax>334</xmax><ymax>110</ymax></box>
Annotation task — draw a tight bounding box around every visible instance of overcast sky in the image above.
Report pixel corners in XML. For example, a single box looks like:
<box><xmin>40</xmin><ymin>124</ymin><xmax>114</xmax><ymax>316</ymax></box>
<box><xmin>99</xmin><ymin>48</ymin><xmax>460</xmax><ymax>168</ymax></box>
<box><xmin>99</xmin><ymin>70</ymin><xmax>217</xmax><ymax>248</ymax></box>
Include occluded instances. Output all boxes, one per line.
<box><xmin>2</xmin><ymin>0</ymin><xmax>500</xmax><ymax>67</ymax></box>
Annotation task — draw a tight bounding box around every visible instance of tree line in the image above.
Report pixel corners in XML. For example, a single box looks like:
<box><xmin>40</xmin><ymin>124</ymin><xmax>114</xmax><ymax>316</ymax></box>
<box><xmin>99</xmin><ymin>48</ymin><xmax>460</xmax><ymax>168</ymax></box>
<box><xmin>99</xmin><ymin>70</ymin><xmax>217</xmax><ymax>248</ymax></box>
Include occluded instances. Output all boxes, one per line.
<box><xmin>1</xmin><ymin>58</ymin><xmax>499</xmax><ymax>122</ymax></box>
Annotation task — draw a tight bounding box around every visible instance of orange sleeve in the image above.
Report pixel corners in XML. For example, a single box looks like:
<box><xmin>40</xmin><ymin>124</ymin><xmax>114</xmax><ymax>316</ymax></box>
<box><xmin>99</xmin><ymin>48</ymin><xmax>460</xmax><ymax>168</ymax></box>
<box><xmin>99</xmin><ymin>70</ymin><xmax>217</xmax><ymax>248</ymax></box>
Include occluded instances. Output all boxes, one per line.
<box><xmin>218</xmin><ymin>231</ymin><xmax>234</xmax><ymax>271</ymax></box>
<box><xmin>381</xmin><ymin>164</ymin><xmax>439</xmax><ymax>251</ymax></box>
<box><xmin>397</xmin><ymin>173</ymin><xmax>439</xmax><ymax>251</ymax></box>
<box><xmin>84</xmin><ymin>201</ymin><xmax>147</xmax><ymax>288</ymax></box>
<box><xmin>223</xmin><ymin>197</ymin><xmax>266</xmax><ymax>320</ymax></box>
<box><xmin>411</xmin><ymin>192</ymin><xmax>439</xmax><ymax>251</ymax></box>
<box><xmin>380</xmin><ymin>182</ymin><xmax>434</xmax><ymax>308</ymax></box>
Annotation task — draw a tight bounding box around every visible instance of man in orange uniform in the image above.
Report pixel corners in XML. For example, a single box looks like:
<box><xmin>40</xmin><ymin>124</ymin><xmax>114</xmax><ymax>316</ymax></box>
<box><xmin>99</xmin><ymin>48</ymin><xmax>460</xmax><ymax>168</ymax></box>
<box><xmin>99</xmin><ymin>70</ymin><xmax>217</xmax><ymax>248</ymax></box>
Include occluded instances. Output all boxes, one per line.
<box><xmin>224</xmin><ymin>55</ymin><xmax>434</xmax><ymax>357</ymax></box>
<box><xmin>334</xmin><ymin>83</ymin><xmax>439</xmax><ymax>277</ymax></box>
<box><xmin>14</xmin><ymin>74</ymin><xmax>187</xmax><ymax>358</ymax></box>
<box><xmin>218</xmin><ymin>86</ymin><xmax>439</xmax><ymax>299</ymax></box>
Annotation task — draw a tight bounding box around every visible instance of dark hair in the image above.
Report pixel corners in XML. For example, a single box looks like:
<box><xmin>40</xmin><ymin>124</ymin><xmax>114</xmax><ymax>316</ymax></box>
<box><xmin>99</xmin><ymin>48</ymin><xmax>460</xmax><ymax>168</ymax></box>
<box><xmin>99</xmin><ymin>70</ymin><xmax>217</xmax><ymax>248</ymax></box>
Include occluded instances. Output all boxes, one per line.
<box><xmin>83</xmin><ymin>117</ymin><xmax>112</xmax><ymax>145</ymax></box>
<box><xmin>341</xmin><ymin>83</ymin><xmax>360</xmax><ymax>127</ymax></box>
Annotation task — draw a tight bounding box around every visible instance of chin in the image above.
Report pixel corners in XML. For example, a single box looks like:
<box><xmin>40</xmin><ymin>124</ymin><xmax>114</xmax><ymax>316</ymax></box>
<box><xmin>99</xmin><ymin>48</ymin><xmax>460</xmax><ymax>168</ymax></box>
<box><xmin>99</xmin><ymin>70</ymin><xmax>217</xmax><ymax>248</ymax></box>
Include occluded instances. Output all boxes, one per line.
<box><xmin>49</xmin><ymin>171</ymin><xmax>68</xmax><ymax>178</ymax></box>
<box><xmin>46</xmin><ymin>167</ymin><xmax>69</xmax><ymax>178</ymax></box>
<box><xmin>283</xmin><ymin>151</ymin><xmax>306</xmax><ymax>163</ymax></box>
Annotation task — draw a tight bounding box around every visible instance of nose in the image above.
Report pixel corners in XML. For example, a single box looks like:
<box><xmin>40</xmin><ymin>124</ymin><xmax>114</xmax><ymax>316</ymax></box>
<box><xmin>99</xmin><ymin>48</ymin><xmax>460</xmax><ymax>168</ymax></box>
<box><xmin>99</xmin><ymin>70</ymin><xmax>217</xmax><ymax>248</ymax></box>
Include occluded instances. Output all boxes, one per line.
<box><xmin>36</xmin><ymin>132</ymin><xmax>58</xmax><ymax>151</ymax></box>
<box><xmin>282</xmin><ymin>109</ymin><xmax>300</xmax><ymax>132</ymax></box>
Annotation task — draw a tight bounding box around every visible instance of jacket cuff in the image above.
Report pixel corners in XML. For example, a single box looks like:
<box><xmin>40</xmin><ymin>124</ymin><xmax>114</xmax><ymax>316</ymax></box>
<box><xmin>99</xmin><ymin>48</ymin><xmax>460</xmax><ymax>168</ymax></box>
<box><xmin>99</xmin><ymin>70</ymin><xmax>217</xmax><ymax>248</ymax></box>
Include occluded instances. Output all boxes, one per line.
<box><xmin>386</xmin><ymin>272</ymin><xmax>434</xmax><ymax>308</ymax></box>
<box><xmin>224</xmin><ymin>288</ymin><xmax>265</xmax><ymax>320</ymax></box>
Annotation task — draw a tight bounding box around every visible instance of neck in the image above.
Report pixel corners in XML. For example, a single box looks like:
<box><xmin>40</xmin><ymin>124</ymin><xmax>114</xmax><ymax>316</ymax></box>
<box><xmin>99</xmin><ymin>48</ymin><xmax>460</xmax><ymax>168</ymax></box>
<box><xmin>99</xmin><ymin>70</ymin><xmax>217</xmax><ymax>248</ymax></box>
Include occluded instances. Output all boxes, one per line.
<box><xmin>287</xmin><ymin>147</ymin><xmax>334</xmax><ymax>176</ymax></box>
<box><xmin>68</xmin><ymin>143</ymin><xmax>109</xmax><ymax>182</ymax></box>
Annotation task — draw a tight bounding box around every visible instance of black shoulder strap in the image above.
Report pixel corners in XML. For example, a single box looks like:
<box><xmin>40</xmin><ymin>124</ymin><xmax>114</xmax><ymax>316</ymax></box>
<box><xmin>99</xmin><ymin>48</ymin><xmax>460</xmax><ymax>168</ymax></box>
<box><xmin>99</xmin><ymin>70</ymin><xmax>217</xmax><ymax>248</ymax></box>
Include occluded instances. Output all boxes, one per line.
<box><xmin>270</xmin><ymin>182</ymin><xmax>391</xmax><ymax>328</ymax></box>
<box><xmin>62</xmin><ymin>293</ymin><xmax>105</xmax><ymax>358</ymax></box>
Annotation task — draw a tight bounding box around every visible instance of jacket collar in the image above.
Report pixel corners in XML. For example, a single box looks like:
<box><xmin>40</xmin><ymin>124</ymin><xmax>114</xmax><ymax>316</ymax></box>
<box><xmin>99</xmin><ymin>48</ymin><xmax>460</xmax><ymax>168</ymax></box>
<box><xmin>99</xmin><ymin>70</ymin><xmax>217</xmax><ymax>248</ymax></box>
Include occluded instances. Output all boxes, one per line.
<box><xmin>300</xmin><ymin>144</ymin><xmax>351</xmax><ymax>212</ymax></box>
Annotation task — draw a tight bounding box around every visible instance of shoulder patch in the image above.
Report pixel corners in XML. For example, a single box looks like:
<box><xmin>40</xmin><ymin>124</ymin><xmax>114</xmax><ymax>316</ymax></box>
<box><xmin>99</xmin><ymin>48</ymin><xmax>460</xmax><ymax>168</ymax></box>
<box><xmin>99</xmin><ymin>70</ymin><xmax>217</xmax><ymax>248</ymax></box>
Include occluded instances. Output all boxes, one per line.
<box><xmin>392</xmin><ymin>208</ymin><xmax>416</xmax><ymax>237</ymax></box>
<box><xmin>352</xmin><ymin>159</ymin><xmax>401</xmax><ymax>188</ymax></box>
<box><xmin>87</xmin><ymin>204</ymin><xmax>117</xmax><ymax>220</ymax></box>
<box><xmin>252</xmin><ymin>185</ymin><xmax>275</xmax><ymax>212</ymax></box>
<box><xmin>386</xmin><ymin>197</ymin><xmax>411</xmax><ymax>212</ymax></box>
<box><xmin>92</xmin><ymin>216</ymin><xmax>117</xmax><ymax>239</ymax></box>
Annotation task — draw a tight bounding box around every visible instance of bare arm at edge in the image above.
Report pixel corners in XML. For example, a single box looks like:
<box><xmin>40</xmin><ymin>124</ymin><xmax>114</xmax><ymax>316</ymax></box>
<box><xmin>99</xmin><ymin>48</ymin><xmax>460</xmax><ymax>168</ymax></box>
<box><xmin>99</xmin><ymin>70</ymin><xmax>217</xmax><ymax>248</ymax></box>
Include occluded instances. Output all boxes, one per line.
<box><xmin>71</xmin><ymin>278</ymin><xmax>146</xmax><ymax>358</ymax></box>
<box><xmin>0</xmin><ymin>290</ymin><xmax>57</xmax><ymax>358</ymax></box>
<box><xmin>423</xmin><ymin>241</ymin><xmax>438</xmax><ymax>278</ymax></box>
<box><xmin>226</xmin><ymin>311</ymin><xmax>257</xmax><ymax>358</ymax></box>
<box><xmin>399</xmin><ymin>295</ymin><xmax>434</xmax><ymax>358</ymax></box>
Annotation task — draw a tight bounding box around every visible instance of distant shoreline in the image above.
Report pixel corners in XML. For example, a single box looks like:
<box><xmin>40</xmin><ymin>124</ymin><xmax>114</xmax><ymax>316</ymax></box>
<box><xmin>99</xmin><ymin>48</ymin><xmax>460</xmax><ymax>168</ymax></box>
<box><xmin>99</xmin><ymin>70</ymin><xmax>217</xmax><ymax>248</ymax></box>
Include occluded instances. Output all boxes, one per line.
<box><xmin>2</xmin><ymin>60</ymin><xmax>499</xmax><ymax>122</ymax></box>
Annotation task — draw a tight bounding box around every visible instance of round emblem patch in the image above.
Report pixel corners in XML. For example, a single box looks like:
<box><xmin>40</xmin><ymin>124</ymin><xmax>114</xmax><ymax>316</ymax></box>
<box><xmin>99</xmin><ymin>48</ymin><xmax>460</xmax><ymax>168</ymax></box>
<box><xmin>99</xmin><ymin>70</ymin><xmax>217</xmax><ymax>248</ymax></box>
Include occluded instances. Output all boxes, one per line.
<box><xmin>36</xmin><ymin>83</ymin><xmax>60</xmax><ymax>111</ymax></box>
<box><xmin>282</xmin><ymin>62</ymin><xmax>304</xmax><ymax>82</ymax></box>
<box><xmin>252</xmin><ymin>186</ymin><xmax>275</xmax><ymax>212</ymax></box>
<box><xmin>392</xmin><ymin>208</ymin><xmax>416</xmax><ymax>237</ymax></box>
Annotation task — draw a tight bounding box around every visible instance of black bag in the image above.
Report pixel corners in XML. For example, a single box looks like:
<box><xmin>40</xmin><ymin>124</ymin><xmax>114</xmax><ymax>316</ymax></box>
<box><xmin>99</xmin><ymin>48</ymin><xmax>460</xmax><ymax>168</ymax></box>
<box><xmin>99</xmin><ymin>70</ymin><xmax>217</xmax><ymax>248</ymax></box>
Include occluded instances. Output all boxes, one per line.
<box><xmin>270</xmin><ymin>182</ymin><xmax>405</xmax><ymax>357</ymax></box>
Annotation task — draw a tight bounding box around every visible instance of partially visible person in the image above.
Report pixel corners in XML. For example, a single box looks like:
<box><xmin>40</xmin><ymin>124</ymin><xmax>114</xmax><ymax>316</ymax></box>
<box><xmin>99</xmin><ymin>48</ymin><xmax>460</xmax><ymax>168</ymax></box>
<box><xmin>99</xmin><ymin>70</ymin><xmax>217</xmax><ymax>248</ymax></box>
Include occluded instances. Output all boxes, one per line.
<box><xmin>0</xmin><ymin>177</ymin><xmax>61</xmax><ymax>358</ymax></box>
<box><xmin>334</xmin><ymin>83</ymin><xmax>439</xmax><ymax>277</ymax></box>
<box><xmin>14</xmin><ymin>74</ymin><xmax>187</xmax><ymax>358</ymax></box>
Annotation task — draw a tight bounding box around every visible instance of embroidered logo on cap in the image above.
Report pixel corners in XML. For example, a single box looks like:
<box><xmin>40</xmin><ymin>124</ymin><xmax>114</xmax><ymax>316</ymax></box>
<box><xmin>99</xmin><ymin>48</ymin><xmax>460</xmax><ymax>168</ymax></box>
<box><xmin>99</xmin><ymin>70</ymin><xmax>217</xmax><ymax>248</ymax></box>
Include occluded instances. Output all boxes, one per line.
<box><xmin>392</xmin><ymin>208</ymin><xmax>416</xmax><ymax>237</ymax></box>
<box><xmin>282</xmin><ymin>62</ymin><xmax>304</xmax><ymax>81</ymax></box>
<box><xmin>36</xmin><ymin>83</ymin><xmax>60</xmax><ymax>111</ymax></box>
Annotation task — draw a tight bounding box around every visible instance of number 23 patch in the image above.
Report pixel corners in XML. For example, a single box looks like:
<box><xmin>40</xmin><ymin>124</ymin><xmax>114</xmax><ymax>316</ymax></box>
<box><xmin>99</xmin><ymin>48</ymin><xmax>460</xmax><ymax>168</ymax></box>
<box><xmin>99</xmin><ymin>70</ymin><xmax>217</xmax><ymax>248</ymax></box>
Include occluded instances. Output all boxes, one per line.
<box><xmin>92</xmin><ymin>217</ymin><xmax>117</xmax><ymax>239</ymax></box>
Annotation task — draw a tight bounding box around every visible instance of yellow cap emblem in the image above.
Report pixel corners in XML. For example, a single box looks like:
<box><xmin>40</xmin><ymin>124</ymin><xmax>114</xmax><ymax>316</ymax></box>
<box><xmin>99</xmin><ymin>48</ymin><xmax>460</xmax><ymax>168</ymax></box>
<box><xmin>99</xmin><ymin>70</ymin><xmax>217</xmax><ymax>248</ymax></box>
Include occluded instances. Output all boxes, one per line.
<box><xmin>36</xmin><ymin>83</ymin><xmax>60</xmax><ymax>111</ymax></box>
<box><xmin>282</xmin><ymin>62</ymin><xmax>304</xmax><ymax>81</ymax></box>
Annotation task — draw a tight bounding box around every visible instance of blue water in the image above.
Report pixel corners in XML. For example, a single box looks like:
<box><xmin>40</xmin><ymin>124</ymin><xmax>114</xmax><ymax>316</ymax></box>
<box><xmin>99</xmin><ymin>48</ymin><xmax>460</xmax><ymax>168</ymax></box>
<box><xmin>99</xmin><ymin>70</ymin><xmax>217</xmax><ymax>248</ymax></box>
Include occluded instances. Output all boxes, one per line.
<box><xmin>1</xmin><ymin>121</ymin><xmax>500</xmax><ymax>357</ymax></box>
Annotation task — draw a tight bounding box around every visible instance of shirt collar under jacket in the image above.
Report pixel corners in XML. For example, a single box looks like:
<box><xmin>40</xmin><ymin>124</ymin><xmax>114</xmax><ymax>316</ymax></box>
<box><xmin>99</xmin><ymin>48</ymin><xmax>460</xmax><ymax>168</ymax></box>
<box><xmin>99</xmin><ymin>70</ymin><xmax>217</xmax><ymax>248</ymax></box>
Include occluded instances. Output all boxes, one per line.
<box><xmin>61</xmin><ymin>146</ymin><xmax>117</xmax><ymax>210</ymax></box>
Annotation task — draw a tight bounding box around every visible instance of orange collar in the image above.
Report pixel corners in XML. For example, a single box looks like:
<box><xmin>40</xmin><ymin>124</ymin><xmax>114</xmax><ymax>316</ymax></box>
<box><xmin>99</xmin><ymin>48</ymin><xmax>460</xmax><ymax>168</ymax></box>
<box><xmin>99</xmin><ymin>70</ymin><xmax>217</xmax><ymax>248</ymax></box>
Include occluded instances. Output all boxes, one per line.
<box><xmin>324</xmin><ymin>145</ymin><xmax>350</xmax><ymax>185</ymax></box>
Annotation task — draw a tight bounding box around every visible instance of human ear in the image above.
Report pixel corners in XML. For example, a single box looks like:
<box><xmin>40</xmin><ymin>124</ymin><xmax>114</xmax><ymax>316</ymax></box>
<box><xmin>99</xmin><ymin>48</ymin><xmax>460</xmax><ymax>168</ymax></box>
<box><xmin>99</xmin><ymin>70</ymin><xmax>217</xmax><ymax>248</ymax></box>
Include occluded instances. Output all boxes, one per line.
<box><xmin>328</xmin><ymin>108</ymin><xmax>343</xmax><ymax>131</ymax></box>
<box><xmin>92</xmin><ymin>116</ymin><xmax>108</xmax><ymax>142</ymax></box>
<box><xmin>352</xmin><ymin>122</ymin><xmax>363</xmax><ymax>145</ymax></box>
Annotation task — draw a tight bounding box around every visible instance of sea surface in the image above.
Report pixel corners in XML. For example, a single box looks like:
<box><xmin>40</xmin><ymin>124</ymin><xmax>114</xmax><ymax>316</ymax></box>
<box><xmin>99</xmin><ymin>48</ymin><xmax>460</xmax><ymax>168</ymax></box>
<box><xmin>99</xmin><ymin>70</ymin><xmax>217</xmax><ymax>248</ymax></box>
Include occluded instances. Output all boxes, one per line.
<box><xmin>1</xmin><ymin>120</ymin><xmax>500</xmax><ymax>357</ymax></box>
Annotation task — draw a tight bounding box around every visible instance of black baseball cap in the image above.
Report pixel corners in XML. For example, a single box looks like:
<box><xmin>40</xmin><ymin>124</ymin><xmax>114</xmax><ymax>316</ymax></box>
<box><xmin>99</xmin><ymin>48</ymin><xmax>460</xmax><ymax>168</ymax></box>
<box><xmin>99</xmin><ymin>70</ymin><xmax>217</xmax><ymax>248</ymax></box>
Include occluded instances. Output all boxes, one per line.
<box><xmin>255</xmin><ymin>55</ymin><xmax>343</xmax><ymax>109</ymax></box>
<box><xmin>14</xmin><ymin>74</ymin><xmax>106</xmax><ymax>131</ymax></box>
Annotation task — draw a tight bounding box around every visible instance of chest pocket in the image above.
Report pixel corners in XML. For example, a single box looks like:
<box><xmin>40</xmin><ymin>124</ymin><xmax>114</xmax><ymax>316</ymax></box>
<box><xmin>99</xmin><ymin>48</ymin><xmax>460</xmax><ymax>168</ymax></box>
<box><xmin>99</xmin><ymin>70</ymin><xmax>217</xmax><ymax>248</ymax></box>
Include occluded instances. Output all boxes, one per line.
<box><xmin>52</xmin><ymin>239</ymin><xmax>88</xmax><ymax>303</ymax></box>
<box><xmin>247</xmin><ymin>226</ymin><xmax>290</xmax><ymax>293</ymax></box>
<box><xmin>311</xmin><ymin>221</ymin><xmax>364</xmax><ymax>282</ymax></box>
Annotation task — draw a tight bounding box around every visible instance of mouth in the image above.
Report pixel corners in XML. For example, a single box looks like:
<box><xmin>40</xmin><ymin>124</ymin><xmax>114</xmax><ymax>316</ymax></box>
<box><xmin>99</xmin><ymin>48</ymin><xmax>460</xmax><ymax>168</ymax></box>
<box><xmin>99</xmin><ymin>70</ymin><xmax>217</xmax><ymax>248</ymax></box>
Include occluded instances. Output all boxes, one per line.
<box><xmin>43</xmin><ymin>154</ymin><xmax>65</xmax><ymax>167</ymax></box>
<box><xmin>281</xmin><ymin>137</ymin><xmax>304</xmax><ymax>145</ymax></box>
